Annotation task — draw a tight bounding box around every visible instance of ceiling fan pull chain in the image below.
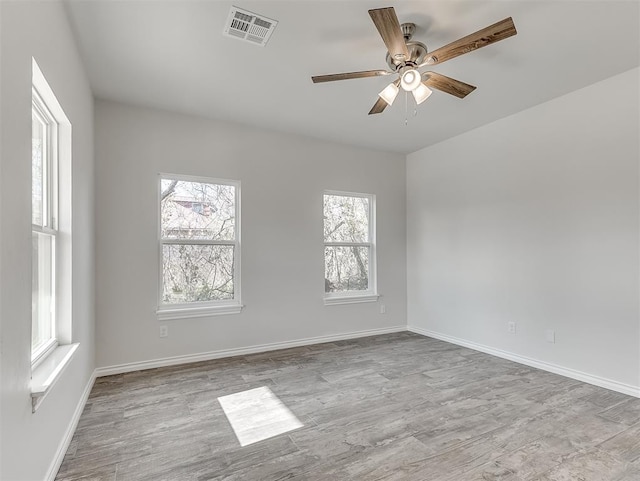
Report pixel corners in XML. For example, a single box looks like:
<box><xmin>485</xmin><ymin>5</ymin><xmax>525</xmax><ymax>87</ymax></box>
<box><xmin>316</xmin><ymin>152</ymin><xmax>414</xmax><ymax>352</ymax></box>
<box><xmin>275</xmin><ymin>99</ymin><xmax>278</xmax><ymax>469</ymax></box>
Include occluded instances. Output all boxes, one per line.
<box><xmin>404</xmin><ymin>91</ymin><xmax>408</xmax><ymax>126</ymax></box>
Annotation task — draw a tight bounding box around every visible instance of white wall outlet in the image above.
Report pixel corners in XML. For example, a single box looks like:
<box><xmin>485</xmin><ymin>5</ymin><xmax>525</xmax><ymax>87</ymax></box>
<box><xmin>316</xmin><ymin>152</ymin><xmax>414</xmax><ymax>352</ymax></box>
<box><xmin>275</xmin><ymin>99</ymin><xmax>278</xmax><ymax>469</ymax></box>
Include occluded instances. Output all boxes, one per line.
<box><xmin>546</xmin><ymin>329</ymin><xmax>555</xmax><ymax>343</ymax></box>
<box><xmin>507</xmin><ymin>322</ymin><xmax>516</xmax><ymax>334</ymax></box>
<box><xmin>159</xmin><ymin>325</ymin><xmax>168</xmax><ymax>338</ymax></box>
<box><xmin>380</xmin><ymin>304</ymin><xmax>386</xmax><ymax>314</ymax></box>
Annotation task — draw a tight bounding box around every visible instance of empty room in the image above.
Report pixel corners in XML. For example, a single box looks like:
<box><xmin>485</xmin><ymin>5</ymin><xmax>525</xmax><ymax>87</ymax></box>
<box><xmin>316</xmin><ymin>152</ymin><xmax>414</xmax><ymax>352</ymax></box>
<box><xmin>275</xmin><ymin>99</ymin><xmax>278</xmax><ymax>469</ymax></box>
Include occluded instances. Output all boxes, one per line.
<box><xmin>1</xmin><ymin>0</ymin><xmax>639</xmax><ymax>480</ymax></box>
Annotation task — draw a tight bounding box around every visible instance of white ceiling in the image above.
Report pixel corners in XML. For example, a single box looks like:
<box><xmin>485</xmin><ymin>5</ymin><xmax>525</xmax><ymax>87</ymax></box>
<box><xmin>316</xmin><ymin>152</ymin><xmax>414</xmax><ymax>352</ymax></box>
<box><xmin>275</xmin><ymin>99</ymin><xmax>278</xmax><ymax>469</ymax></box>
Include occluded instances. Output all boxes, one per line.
<box><xmin>65</xmin><ymin>0</ymin><xmax>639</xmax><ymax>154</ymax></box>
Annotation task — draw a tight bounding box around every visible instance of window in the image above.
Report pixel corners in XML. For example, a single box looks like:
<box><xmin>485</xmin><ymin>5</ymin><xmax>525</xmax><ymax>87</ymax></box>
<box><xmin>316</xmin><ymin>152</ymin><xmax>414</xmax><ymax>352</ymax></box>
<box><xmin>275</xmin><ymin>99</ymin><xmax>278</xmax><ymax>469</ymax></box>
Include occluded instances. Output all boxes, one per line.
<box><xmin>158</xmin><ymin>175</ymin><xmax>241</xmax><ymax>319</ymax></box>
<box><xmin>31</xmin><ymin>87</ymin><xmax>58</xmax><ymax>364</ymax></box>
<box><xmin>323</xmin><ymin>191</ymin><xmax>377</xmax><ymax>304</ymax></box>
<box><xmin>30</xmin><ymin>59</ymin><xmax>77</xmax><ymax>412</ymax></box>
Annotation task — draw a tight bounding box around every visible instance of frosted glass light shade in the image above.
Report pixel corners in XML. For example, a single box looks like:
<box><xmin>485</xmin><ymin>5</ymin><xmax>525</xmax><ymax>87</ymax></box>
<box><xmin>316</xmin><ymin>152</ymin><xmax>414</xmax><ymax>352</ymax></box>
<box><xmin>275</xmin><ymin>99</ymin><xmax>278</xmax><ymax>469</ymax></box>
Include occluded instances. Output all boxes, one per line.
<box><xmin>378</xmin><ymin>82</ymin><xmax>399</xmax><ymax>105</ymax></box>
<box><xmin>400</xmin><ymin>69</ymin><xmax>421</xmax><ymax>91</ymax></box>
<box><xmin>412</xmin><ymin>83</ymin><xmax>432</xmax><ymax>105</ymax></box>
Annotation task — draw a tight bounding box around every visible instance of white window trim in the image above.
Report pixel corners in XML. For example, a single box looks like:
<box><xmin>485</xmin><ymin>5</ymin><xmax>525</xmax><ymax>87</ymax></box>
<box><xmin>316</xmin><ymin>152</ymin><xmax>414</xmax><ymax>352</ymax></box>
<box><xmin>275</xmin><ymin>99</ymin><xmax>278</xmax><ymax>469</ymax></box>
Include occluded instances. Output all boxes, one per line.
<box><xmin>323</xmin><ymin>190</ymin><xmax>378</xmax><ymax>305</ymax></box>
<box><xmin>324</xmin><ymin>294</ymin><xmax>379</xmax><ymax>306</ymax></box>
<box><xmin>156</xmin><ymin>173</ymin><xmax>242</xmax><ymax>320</ymax></box>
<box><xmin>157</xmin><ymin>303</ymin><xmax>242</xmax><ymax>320</ymax></box>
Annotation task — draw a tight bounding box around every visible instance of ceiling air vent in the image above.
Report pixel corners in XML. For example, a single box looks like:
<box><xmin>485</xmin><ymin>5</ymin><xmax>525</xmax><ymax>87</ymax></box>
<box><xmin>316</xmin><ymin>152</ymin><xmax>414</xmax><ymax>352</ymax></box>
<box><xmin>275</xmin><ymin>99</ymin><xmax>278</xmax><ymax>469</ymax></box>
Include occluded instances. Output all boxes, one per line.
<box><xmin>223</xmin><ymin>6</ymin><xmax>278</xmax><ymax>46</ymax></box>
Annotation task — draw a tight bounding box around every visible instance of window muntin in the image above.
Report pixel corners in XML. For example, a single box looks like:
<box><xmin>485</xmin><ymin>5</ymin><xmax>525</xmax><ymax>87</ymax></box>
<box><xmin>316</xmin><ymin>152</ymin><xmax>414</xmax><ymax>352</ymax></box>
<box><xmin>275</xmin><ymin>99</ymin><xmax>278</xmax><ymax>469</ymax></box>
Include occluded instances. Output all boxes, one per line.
<box><xmin>159</xmin><ymin>176</ymin><xmax>240</xmax><ymax>310</ymax></box>
<box><xmin>323</xmin><ymin>192</ymin><xmax>376</xmax><ymax>297</ymax></box>
<box><xmin>31</xmin><ymin>89</ymin><xmax>58</xmax><ymax>362</ymax></box>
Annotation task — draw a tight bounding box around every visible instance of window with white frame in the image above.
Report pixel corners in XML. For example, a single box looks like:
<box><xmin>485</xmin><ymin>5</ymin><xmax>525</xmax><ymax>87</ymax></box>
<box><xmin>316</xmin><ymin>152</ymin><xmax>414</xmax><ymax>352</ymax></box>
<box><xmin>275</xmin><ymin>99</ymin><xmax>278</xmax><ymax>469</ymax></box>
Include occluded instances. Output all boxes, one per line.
<box><xmin>323</xmin><ymin>191</ymin><xmax>377</xmax><ymax>303</ymax></box>
<box><xmin>31</xmin><ymin>88</ymin><xmax>58</xmax><ymax>364</ymax></box>
<box><xmin>158</xmin><ymin>175</ymin><xmax>241</xmax><ymax>319</ymax></box>
<box><xmin>30</xmin><ymin>59</ymin><xmax>78</xmax><ymax>412</ymax></box>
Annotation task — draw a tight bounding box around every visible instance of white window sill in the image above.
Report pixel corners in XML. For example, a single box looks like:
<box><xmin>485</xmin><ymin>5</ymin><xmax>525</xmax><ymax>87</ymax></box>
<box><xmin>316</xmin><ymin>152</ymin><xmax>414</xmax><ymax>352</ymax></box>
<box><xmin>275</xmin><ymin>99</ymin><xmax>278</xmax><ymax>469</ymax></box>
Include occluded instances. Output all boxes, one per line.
<box><xmin>31</xmin><ymin>343</ymin><xmax>79</xmax><ymax>413</ymax></box>
<box><xmin>324</xmin><ymin>294</ymin><xmax>379</xmax><ymax>306</ymax></box>
<box><xmin>157</xmin><ymin>303</ymin><xmax>243</xmax><ymax>321</ymax></box>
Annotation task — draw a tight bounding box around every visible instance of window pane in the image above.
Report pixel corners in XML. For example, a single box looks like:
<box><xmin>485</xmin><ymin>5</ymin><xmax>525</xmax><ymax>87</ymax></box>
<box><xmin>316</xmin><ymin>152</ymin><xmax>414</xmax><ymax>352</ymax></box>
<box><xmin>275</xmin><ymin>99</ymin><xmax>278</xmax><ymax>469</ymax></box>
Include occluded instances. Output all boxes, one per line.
<box><xmin>32</xmin><ymin>111</ymin><xmax>46</xmax><ymax>227</ymax></box>
<box><xmin>32</xmin><ymin>231</ymin><xmax>54</xmax><ymax>353</ymax></box>
<box><xmin>162</xmin><ymin>244</ymin><xmax>234</xmax><ymax>303</ymax></box>
<box><xmin>323</xmin><ymin>195</ymin><xmax>369</xmax><ymax>243</ymax></box>
<box><xmin>161</xmin><ymin>179</ymin><xmax>235</xmax><ymax>241</ymax></box>
<box><xmin>324</xmin><ymin>246</ymin><xmax>369</xmax><ymax>292</ymax></box>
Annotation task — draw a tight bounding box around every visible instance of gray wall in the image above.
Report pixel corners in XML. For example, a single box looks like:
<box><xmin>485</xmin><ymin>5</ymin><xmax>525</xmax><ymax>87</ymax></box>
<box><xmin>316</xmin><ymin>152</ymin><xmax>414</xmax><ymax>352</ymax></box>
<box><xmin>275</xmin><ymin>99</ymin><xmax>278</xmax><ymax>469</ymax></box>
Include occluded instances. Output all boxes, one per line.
<box><xmin>95</xmin><ymin>100</ymin><xmax>407</xmax><ymax>368</ymax></box>
<box><xmin>0</xmin><ymin>1</ymin><xmax>95</xmax><ymax>480</ymax></box>
<box><xmin>407</xmin><ymin>68</ymin><xmax>640</xmax><ymax>390</ymax></box>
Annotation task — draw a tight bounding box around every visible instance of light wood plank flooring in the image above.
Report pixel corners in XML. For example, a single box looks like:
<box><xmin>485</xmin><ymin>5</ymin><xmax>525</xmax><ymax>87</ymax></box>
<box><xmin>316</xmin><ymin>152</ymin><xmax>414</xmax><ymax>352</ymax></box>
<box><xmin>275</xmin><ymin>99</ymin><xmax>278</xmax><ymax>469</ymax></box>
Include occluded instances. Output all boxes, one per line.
<box><xmin>56</xmin><ymin>332</ymin><xmax>640</xmax><ymax>480</ymax></box>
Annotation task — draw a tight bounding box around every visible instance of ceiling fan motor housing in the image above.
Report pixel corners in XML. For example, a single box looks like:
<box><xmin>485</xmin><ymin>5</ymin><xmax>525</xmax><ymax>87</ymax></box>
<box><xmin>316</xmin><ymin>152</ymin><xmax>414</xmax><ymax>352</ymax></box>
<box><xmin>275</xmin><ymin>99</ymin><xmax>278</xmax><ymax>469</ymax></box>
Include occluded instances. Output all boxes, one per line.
<box><xmin>386</xmin><ymin>40</ymin><xmax>428</xmax><ymax>71</ymax></box>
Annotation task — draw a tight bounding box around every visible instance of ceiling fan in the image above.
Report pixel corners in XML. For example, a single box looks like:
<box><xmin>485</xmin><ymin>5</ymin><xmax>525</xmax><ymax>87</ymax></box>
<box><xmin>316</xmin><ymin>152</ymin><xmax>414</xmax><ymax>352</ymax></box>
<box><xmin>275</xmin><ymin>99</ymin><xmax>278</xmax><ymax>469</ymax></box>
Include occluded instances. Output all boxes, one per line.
<box><xmin>311</xmin><ymin>7</ymin><xmax>517</xmax><ymax>115</ymax></box>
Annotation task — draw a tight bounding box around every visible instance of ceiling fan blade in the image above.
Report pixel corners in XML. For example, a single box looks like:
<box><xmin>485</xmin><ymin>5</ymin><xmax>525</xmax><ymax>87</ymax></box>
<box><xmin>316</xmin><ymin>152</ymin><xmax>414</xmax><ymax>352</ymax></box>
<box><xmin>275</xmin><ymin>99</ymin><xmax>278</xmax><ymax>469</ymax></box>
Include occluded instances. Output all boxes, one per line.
<box><xmin>312</xmin><ymin>70</ymin><xmax>391</xmax><ymax>83</ymax></box>
<box><xmin>369</xmin><ymin>79</ymin><xmax>401</xmax><ymax>115</ymax></box>
<box><xmin>420</xmin><ymin>17</ymin><xmax>517</xmax><ymax>67</ymax></box>
<box><xmin>422</xmin><ymin>72</ymin><xmax>476</xmax><ymax>98</ymax></box>
<box><xmin>368</xmin><ymin>7</ymin><xmax>410</xmax><ymax>62</ymax></box>
<box><xmin>368</xmin><ymin>97</ymin><xmax>389</xmax><ymax>115</ymax></box>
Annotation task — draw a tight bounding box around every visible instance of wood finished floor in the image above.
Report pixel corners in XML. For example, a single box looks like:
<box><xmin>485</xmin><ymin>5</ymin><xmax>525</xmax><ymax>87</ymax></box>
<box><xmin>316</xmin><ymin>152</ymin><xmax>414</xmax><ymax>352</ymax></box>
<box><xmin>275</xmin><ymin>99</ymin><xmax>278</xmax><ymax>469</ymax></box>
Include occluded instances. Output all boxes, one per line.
<box><xmin>56</xmin><ymin>332</ymin><xmax>640</xmax><ymax>480</ymax></box>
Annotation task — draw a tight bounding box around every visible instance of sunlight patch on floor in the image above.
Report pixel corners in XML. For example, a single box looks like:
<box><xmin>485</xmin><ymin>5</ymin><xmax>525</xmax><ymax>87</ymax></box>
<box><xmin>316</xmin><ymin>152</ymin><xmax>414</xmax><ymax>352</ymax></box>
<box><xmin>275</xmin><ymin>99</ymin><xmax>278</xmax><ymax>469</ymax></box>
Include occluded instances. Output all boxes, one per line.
<box><xmin>218</xmin><ymin>386</ymin><xmax>304</xmax><ymax>446</ymax></box>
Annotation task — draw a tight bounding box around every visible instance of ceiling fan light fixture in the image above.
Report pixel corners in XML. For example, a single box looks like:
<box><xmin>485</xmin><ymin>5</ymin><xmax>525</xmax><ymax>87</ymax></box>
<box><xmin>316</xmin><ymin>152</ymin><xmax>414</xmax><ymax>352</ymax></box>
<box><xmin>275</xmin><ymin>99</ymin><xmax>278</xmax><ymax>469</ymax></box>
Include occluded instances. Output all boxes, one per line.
<box><xmin>378</xmin><ymin>82</ymin><xmax>399</xmax><ymax>105</ymax></box>
<box><xmin>412</xmin><ymin>83</ymin><xmax>432</xmax><ymax>104</ymax></box>
<box><xmin>400</xmin><ymin>69</ymin><xmax>421</xmax><ymax>91</ymax></box>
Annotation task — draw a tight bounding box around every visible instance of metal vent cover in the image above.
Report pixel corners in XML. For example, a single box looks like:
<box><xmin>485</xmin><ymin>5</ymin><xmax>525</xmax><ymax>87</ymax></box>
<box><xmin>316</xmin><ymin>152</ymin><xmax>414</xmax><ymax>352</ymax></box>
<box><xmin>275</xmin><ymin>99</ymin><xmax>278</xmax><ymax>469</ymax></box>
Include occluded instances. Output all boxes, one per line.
<box><xmin>223</xmin><ymin>6</ymin><xmax>278</xmax><ymax>46</ymax></box>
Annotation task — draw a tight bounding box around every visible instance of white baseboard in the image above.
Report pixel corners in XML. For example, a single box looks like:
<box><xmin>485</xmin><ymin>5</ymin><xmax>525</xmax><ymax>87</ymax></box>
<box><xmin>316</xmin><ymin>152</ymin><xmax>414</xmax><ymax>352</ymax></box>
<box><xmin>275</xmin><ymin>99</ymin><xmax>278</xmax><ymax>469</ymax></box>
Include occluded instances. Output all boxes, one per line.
<box><xmin>408</xmin><ymin>325</ymin><xmax>640</xmax><ymax>398</ymax></box>
<box><xmin>45</xmin><ymin>369</ymin><xmax>97</xmax><ymax>481</ymax></box>
<box><xmin>95</xmin><ymin>325</ymin><xmax>407</xmax><ymax>377</ymax></box>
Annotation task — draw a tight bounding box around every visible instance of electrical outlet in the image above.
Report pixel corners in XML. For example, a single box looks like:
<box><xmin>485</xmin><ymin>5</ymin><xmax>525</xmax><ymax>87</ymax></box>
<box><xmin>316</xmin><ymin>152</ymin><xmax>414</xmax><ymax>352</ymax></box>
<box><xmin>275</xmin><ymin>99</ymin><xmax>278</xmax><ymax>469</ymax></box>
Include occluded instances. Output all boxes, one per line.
<box><xmin>159</xmin><ymin>325</ymin><xmax>168</xmax><ymax>338</ymax></box>
<box><xmin>546</xmin><ymin>329</ymin><xmax>555</xmax><ymax>343</ymax></box>
<box><xmin>507</xmin><ymin>322</ymin><xmax>516</xmax><ymax>334</ymax></box>
<box><xmin>380</xmin><ymin>304</ymin><xmax>386</xmax><ymax>314</ymax></box>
